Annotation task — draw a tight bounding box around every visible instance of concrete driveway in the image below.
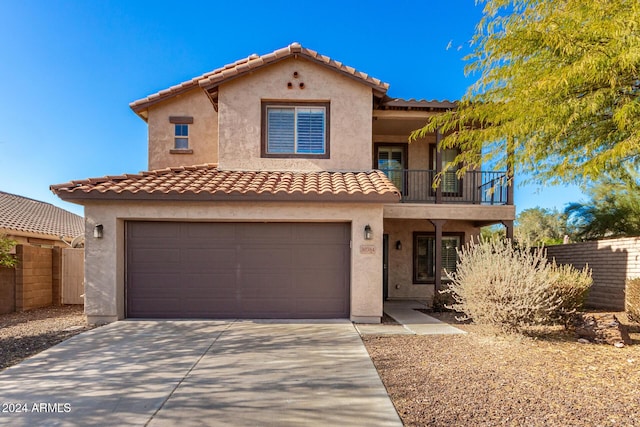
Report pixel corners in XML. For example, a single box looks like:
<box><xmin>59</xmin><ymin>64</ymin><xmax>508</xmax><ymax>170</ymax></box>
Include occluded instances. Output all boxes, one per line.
<box><xmin>0</xmin><ymin>320</ymin><xmax>401</xmax><ymax>426</ymax></box>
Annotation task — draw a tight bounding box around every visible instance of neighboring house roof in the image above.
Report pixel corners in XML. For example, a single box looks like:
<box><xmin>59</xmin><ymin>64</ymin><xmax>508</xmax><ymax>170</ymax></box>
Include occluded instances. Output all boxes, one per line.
<box><xmin>130</xmin><ymin>42</ymin><xmax>391</xmax><ymax>120</ymax></box>
<box><xmin>0</xmin><ymin>191</ymin><xmax>84</xmax><ymax>240</ymax></box>
<box><xmin>378</xmin><ymin>97</ymin><xmax>457</xmax><ymax>111</ymax></box>
<box><xmin>51</xmin><ymin>165</ymin><xmax>401</xmax><ymax>203</ymax></box>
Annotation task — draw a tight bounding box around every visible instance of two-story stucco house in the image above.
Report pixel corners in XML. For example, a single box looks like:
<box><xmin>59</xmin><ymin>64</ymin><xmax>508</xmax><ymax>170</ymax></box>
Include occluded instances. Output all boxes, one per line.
<box><xmin>51</xmin><ymin>43</ymin><xmax>515</xmax><ymax>324</ymax></box>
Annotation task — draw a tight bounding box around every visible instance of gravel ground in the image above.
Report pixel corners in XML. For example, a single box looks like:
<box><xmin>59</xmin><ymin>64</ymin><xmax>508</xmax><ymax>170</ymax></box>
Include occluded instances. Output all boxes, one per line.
<box><xmin>0</xmin><ymin>306</ymin><xmax>94</xmax><ymax>371</ymax></box>
<box><xmin>364</xmin><ymin>312</ymin><xmax>640</xmax><ymax>427</ymax></box>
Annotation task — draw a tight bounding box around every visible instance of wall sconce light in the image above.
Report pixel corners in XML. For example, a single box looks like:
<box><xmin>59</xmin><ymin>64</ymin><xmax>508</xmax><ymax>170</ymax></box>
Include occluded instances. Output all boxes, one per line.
<box><xmin>364</xmin><ymin>224</ymin><xmax>372</xmax><ymax>240</ymax></box>
<box><xmin>93</xmin><ymin>224</ymin><xmax>104</xmax><ymax>239</ymax></box>
<box><xmin>395</xmin><ymin>240</ymin><xmax>402</xmax><ymax>250</ymax></box>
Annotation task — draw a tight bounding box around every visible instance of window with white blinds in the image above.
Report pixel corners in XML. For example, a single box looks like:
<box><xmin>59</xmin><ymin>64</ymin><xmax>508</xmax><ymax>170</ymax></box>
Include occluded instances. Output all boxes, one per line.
<box><xmin>266</xmin><ymin>108</ymin><xmax>295</xmax><ymax>153</ymax></box>
<box><xmin>263</xmin><ymin>103</ymin><xmax>328</xmax><ymax>157</ymax></box>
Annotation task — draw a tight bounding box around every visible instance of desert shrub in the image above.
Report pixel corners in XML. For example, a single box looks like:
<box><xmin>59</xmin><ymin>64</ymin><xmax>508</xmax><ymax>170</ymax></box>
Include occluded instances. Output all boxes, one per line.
<box><xmin>443</xmin><ymin>238</ymin><xmax>591</xmax><ymax>333</ymax></box>
<box><xmin>432</xmin><ymin>288</ymin><xmax>455</xmax><ymax>312</ymax></box>
<box><xmin>548</xmin><ymin>262</ymin><xmax>592</xmax><ymax>325</ymax></box>
<box><xmin>626</xmin><ymin>277</ymin><xmax>640</xmax><ymax>322</ymax></box>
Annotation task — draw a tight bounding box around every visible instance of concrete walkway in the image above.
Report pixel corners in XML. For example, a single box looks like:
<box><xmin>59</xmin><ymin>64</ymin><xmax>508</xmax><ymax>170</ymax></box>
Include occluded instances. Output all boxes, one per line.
<box><xmin>355</xmin><ymin>300</ymin><xmax>467</xmax><ymax>336</ymax></box>
<box><xmin>0</xmin><ymin>320</ymin><xmax>401</xmax><ymax>427</ymax></box>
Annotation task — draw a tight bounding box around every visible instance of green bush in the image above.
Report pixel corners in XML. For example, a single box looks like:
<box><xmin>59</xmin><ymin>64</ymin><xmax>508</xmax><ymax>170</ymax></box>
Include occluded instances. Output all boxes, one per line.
<box><xmin>443</xmin><ymin>238</ymin><xmax>592</xmax><ymax>333</ymax></box>
<box><xmin>626</xmin><ymin>277</ymin><xmax>640</xmax><ymax>322</ymax></box>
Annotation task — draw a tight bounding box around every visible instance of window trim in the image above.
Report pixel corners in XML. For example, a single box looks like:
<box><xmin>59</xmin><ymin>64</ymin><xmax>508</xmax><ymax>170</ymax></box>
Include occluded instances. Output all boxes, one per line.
<box><xmin>261</xmin><ymin>101</ymin><xmax>330</xmax><ymax>159</ymax></box>
<box><xmin>413</xmin><ymin>231</ymin><xmax>465</xmax><ymax>284</ymax></box>
<box><xmin>173</xmin><ymin>123</ymin><xmax>190</xmax><ymax>150</ymax></box>
<box><xmin>169</xmin><ymin>116</ymin><xmax>194</xmax><ymax>124</ymax></box>
<box><xmin>169</xmin><ymin>116</ymin><xmax>193</xmax><ymax>152</ymax></box>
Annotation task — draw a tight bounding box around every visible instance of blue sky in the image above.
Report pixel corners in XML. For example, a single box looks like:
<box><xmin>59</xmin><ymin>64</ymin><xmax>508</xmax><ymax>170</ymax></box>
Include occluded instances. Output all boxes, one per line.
<box><xmin>0</xmin><ymin>0</ymin><xmax>585</xmax><ymax>217</ymax></box>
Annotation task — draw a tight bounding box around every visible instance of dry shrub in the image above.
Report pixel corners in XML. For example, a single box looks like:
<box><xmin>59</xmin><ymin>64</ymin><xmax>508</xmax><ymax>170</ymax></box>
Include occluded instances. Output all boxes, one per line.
<box><xmin>444</xmin><ymin>238</ymin><xmax>591</xmax><ymax>333</ymax></box>
<box><xmin>549</xmin><ymin>262</ymin><xmax>592</xmax><ymax>325</ymax></box>
<box><xmin>626</xmin><ymin>277</ymin><xmax>640</xmax><ymax>321</ymax></box>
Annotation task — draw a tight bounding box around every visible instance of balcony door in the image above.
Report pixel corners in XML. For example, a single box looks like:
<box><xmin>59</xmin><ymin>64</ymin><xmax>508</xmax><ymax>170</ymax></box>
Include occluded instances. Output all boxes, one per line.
<box><xmin>431</xmin><ymin>145</ymin><xmax>461</xmax><ymax>196</ymax></box>
<box><xmin>376</xmin><ymin>144</ymin><xmax>407</xmax><ymax>193</ymax></box>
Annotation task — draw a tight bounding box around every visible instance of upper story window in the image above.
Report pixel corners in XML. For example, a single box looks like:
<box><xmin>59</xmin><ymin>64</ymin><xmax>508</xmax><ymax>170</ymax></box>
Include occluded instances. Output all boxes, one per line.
<box><xmin>174</xmin><ymin>124</ymin><xmax>189</xmax><ymax>149</ymax></box>
<box><xmin>261</xmin><ymin>102</ymin><xmax>330</xmax><ymax>159</ymax></box>
<box><xmin>169</xmin><ymin>116</ymin><xmax>193</xmax><ymax>153</ymax></box>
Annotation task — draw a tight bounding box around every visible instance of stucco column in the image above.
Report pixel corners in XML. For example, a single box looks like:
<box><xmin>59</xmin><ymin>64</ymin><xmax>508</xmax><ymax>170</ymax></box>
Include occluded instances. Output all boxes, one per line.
<box><xmin>502</xmin><ymin>220</ymin><xmax>514</xmax><ymax>241</ymax></box>
<box><xmin>430</xmin><ymin>219</ymin><xmax>447</xmax><ymax>293</ymax></box>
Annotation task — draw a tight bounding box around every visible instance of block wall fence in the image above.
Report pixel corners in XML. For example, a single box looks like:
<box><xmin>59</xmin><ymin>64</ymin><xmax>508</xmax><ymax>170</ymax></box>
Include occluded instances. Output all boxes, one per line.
<box><xmin>545</xmin><ymin>237</ymin><xmax>640</xmax><ymax>311</ymax></box>
<box><xmin>0</xmin><ymin>245</ymin><xmax>63</xmax><ymax>314</ymax></box>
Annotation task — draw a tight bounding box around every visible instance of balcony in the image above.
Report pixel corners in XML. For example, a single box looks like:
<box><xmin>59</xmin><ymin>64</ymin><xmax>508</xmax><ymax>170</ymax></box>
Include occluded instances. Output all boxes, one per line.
<box><xmin>379</xmin><ymin>169</ymin><xmax>511</xmax><ymax>205</ymax></box>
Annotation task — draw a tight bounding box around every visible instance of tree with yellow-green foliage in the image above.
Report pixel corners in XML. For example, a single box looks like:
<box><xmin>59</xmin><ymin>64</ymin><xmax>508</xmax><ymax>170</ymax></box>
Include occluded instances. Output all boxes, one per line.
<box><xmin>413</xmin><ymin>0</ymin><xmax>640</xmax><ymax>185</ymax></box>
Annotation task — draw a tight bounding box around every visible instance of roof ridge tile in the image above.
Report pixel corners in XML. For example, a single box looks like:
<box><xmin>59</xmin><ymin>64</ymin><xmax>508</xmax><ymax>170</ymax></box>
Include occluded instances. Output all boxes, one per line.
<box><xmin>131</xmin><ymin>43</ymin><xmax>390</xmax><ymax>114</ymax></box>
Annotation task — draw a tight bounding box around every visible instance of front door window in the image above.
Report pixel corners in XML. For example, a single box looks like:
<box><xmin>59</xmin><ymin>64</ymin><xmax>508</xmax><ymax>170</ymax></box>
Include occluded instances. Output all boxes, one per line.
<box><xmin>414</xmin><ymin>234</ymin><xmax>462</xmax><ymax>282</ymax></box>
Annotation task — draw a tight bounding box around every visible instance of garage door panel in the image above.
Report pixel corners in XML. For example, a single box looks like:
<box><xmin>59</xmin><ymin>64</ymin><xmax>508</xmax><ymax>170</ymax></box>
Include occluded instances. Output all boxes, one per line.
<box><xmin>292</xmin><ymin>224</ymin><xmax>348</xmax><ymax>243</ymax></box>
<box><xmin>295</xmin><ymin>298</ymin><xmax>348</xmax><ymax>313</ymax></box>
<box><xmin>127</xmin><ymin>273</ymin><xmax>181</xmax><ymax>295</ymax></box>
<box><xmin>128</xmin><ymin>298</ymin><xmax>181</xmax><ymax>316</ymax></box>
<box><xmin>183</xmin><ymin>273</ymin><xmax>236</xmax><ymax>291</ymax></box>
<box><xmin>291</xmin><ymin>273</ymin><xmax>346</xmax><ymax>298</ymax></box>
<box><xmin>236</xmin><ymin>223</ymin><xmax>293</xmax><ymax>243</ymax></box>
<box><xmin>241</xmin><ymin>297</ymin><xmax>295</xmax><ymax>313</ymax></box>
<box><xmin>182</xmin><ymin>248</ymin><xmax>237</xmax><ymax>270</ymax></box>
<box><xmin>183</xmin><ymin>222</ymin><xmax>236</xmax><ymax>240</ymax></box>
<box><xmin>240</xmin><ymin>247</ymin><xmax>293</xmax><ymax>270</ymax></box>
<box><xmin>129</xmin><ymin>222</ymin><xmax>180</xmax><ymax>239</ymax></box>
<box><xmin>183</xmin><ymin>272</ymin><xmax>236</xmax><ymax>285</ymax></box>
<box><xmin>182</xmin><ymin>298</ymin><xmax>240</xmax><ymax>317</ymax></box>
<box><xmin>292</xmin><ymin>247</ymin><xmax>346</xmax><ymax>268</ymax></box>
<box><xmin>240</xmin><ymin>273</ymin><xmax>292</xmax><ymax>295</ymax></box>
<box><xmin>127</xmin><ymin>222</ymin><xmax>350</xmax><ymax>319</ymax></box>
<box><xmin>129</xmin><ymin>249</ymin><xmax>181</xmax><ymax>267</ymax></box>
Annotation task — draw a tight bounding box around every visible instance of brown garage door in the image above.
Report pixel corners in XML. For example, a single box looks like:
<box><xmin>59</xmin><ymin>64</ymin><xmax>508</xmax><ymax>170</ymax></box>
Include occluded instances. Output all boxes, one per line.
<box><xmin>126</xmin><ymin>222</ymin><xmax>350</xmax><ymax>319</ymax></box>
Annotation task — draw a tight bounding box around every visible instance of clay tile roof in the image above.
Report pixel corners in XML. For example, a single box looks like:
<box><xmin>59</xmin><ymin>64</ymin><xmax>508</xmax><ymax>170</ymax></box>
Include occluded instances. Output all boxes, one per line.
<box><xmin>379</xmin><ymin>97</ymin><xmax>458</xmax><ymax>110</ymax></box>
<box><xmin>0</xmin><ymin>191</ymin><xmax>84</xmax><ymax>239</ymax></box>
<box><xmin>130</xmin><ymin>42</ymin><xmax>390</xmax><ymax>118</ymax></box>
<box><xmin>51</xmin><ymin>165</ymin><xmax>401</xmax><ymax>204</ymax></box>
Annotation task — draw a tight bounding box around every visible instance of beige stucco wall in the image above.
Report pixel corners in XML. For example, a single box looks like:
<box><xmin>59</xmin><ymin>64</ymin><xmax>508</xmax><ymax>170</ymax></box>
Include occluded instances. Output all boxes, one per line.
<box><xmin>407</xmin><ymin>138</ymin><xmax>432</xmax><ymax>170</ymax></box>
<box><xmin>147</xmin><ymin>88</ymin><xmax>219</xmax><ymax>170</ymax></box>
<box><xmin>217</xmin><ymin>58</ymin><xmax>373</xmax><ymax>171</ymax></box>
<box><xmin>82</xmin><ymin>200</ymin><xmax>384</xmax><ymax>324</ymax></box>
<box><xmin>383</xmin><ymin>218</ymin><xmax>480</xmax><ymax>301</ymax></box>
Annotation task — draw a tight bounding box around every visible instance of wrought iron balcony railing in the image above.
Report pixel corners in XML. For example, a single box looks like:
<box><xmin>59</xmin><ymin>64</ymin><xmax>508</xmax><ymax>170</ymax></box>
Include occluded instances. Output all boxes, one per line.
<box><xmin>379</xmin><ymin>169</ymin><xmax>510</xmax><ymax>205</ymax></box>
